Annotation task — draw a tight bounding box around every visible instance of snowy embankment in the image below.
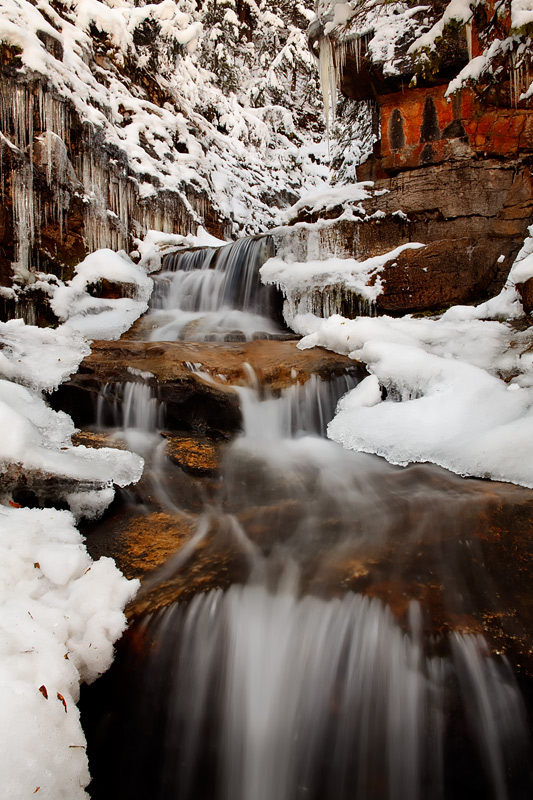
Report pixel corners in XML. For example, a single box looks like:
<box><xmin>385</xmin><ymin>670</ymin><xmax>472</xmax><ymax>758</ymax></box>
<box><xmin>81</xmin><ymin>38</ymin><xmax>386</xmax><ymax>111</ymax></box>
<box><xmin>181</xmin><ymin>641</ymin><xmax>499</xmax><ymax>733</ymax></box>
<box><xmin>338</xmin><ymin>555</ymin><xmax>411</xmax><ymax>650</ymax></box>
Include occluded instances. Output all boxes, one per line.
<box><xmin>286</xmin><ymin>230</ymin><xmax>533</xmax><ymax>488</ymax></box>
<box><xmin>0</xmin><ymin>247</ymin><xmax>161</xmax><ymax>798</ymax></box>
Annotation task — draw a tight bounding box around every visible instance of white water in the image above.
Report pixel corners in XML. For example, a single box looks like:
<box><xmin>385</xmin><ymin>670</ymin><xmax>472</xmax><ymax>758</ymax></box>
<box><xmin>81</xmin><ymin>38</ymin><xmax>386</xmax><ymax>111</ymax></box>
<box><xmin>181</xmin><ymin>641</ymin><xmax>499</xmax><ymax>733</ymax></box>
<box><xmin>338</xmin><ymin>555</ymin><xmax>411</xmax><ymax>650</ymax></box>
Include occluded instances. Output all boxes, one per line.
<box><xmin>137</xmin><ymin>579</ymin><xmax>527</xmax><ymax>800</ymax></box>
<box><xmin>96</xmin><ymin>380</ymin><xmax>162</xmax><ymax>456</ymax></box>
<box><xmin>85</xmin><ymin>238</ymin><xmax>532</xmax><ymax>800</ymax></box>
<box><xmin>147</xmin><ymin>235</ymin><xmax>286</xmax><ymax>341</ymax></box>
<box><xmin>91</xmin><ymin>365</ymin><xmax>531</xmax><ymax>800</ymax></box>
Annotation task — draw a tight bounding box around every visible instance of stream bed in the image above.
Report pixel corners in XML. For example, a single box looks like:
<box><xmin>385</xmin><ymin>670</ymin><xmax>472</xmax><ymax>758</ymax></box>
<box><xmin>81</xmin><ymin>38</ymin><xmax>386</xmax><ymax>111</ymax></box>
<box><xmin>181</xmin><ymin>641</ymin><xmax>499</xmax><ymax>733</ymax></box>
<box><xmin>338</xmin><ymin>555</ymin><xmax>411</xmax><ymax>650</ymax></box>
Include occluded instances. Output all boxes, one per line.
<box><xmin>72</xmin><ymin>237</ymin><xmax>533</xmax><ymax>800</ymax></box>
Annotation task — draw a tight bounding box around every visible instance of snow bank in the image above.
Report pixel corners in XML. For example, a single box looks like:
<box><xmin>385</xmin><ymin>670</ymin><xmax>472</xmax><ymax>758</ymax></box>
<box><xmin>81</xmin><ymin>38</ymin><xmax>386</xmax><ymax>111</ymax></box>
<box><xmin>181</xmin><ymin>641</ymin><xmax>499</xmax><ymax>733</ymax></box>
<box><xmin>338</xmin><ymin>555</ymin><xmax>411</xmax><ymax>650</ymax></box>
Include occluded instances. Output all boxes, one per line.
<box><xmin>51</xmin><ymin>249</ymin><xmax>153</xmax><ymax>340</ymax></box>
<box><xmin>283</xmin><ymin>181</ymin><xmax>374</xmax><ymax>221</ymax></box>
<box><xmin>0</xmin><ymin>293</ymin><xmax>144</xmax><ymax>499</ymax></box>
<box><xmin>0</xmin><ymin>319</ymin><xmax>90</xmax><ymax>392</ymax></box>
<box><xmin>328</xmin><ymin>341</ymin><xmax>533</xmax><ymax>487</ymax></box>
<box><xmin>0</xmin><ymin>505</ymin><xmax>138</xmax><ymax>799</ymax></box>
<box><xmin>0</xmin><ymin>248</ymin><xmax>147</xmax><ymax>798</ymax></box>
<box><xmin>297</xmin><ymin>303</ymin><xmax>533</xmax><ymax>487</ymax></box>
<box><xmin>261</xmin><ymin>243</ymin><xmax>425</xmax><ymax>321</ymax></box>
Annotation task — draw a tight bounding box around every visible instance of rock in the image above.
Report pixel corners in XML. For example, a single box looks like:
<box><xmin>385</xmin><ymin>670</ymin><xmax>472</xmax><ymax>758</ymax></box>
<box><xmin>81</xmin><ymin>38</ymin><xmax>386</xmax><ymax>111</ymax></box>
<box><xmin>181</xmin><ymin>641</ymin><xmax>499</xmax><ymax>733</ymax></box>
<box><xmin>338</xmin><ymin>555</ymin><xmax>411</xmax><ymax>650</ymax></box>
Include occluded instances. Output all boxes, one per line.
<box><xmin>51</xmin><ymin>337</ymin><xmax>363</xmax><ymax>436</ymax></box>
<box><xmin>278</xmin><ymin>160</ymin><xmax>531</xmax><ymax>314</ymax></box>
<box><xmin>517</xmin><ymin>278</ymin><xmax>533</xmax><ymax>316</ymax></box>
<box><xmin>0</xmin><ymin>461</ymin><xmax>107</xmax><ymax>509</ymax></box>
<box><xmin>80</xmin><ymin>455</ymin><xmax>533</xmax><ymax>675</ymax></box>
<box><xmin>295</xmin><ymin>5</ymin><xmax>533</xmax><ymax>316</ymax></box>
<box><xmin>162</xmin><ymin>434</ymin><xmax>222</xmax><ymax>476</ymax></box>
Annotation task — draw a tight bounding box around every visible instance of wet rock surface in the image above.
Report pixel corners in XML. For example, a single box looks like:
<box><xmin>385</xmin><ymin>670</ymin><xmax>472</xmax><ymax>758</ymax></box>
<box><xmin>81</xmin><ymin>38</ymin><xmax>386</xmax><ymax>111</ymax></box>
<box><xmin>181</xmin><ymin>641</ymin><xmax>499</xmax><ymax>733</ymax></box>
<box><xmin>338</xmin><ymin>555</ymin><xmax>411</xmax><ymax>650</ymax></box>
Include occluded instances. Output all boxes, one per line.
<box><xmin>52</xmin><ymin>337</ymin><xmax>364</xmax><ymax>436</ymax></box>
<box><xmin>79</xmin><ymin>422</ymin><xmax>533</xmax><ymax>675</ymax></box>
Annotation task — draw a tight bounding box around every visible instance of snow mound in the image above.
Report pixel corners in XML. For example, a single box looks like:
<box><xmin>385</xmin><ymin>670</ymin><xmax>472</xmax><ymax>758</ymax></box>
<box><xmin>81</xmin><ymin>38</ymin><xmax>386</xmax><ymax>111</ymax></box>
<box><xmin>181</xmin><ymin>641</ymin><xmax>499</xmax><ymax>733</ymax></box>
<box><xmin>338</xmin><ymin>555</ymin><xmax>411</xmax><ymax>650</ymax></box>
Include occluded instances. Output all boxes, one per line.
<box><xmin>51</xmin><ymin>249</ymin><xmax>153</xmax><ymax>340</ymax></box>
<box><xmin>0</xmin><ymin>505</ymin><xmax>138</xmax><ymax>799</ymax></box>
<box><xmin>297</xmin><ymin>303</ymin><xmax>533</xmax><ymax>487</ymax></box>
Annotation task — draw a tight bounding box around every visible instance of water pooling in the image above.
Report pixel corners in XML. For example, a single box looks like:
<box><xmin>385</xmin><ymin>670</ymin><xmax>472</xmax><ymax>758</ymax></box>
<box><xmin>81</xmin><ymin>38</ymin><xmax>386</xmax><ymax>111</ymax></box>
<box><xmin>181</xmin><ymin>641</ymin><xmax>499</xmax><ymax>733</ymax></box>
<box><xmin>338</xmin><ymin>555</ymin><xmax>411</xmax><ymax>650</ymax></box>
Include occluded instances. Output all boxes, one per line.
<box><xmin>82</xmin><ymin>236</ymin><xmax>533</xmax><ymax>800</ymax></box>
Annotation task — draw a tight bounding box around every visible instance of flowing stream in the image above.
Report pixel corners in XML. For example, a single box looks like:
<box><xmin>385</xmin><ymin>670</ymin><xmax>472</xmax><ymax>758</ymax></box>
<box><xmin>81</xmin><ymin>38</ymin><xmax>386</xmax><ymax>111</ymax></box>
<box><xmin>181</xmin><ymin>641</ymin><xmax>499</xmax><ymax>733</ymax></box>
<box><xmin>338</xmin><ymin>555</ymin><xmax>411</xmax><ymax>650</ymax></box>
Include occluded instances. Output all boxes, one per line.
<box><xmin>81</xmin><ymin>236</ymin><xmax>532</xmax><ymax>800</ymax></box>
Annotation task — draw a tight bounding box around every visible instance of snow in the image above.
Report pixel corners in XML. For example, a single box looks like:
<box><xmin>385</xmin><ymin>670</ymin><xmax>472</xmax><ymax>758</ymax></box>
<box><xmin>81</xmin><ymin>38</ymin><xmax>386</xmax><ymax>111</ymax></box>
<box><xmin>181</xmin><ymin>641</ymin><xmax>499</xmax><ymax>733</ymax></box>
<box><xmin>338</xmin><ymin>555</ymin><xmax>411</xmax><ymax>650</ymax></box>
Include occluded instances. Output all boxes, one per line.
<box><xmin>0</xmin><ymin>0</ymin><xmax>328</xmax><ymax>254</ymax></box>
<box><xmin>0</xmin><ymin>244</ymin><xmax>154</xmax><ymax>797</ymax></box>
<box><xmin>283</xmin><ymin>181</ymin><xmax>374</xmax><ymax>220</ymax></box>
<box><xmin>507</xmin><ymin>229</ymin><xmax>533</xmax><ymax>284</ymax></box>
<box><xmin>0</xmin><ymin>319</ymin><xmax>90</xmax><ymax>392</ymax></box>
<box><xmin>261</xmin><ymin>243</ymin><xmax>425</xmax><ymax>321</ymax></box>
<box><xmin>327</xmin><ymin>340</ymin><xmax>533</xmax><ymax>486</ymax></box>
<box><xmin>51</xmin><ymin>249</ymin><xmax>153</xmax><ymax>341</ymax></box>
<box><xmin>409</xmin><ymin>0</ymin><xmax>478</xmax><ymax>54</ymax></box>
<box><xmin>511</xmin><ymin>0</ymin><xmax>533</xmax><ymax>30</ymax></box>
<box><xmin>294</xmin><ymin>292</ymin><xmax>533</xmax><ymax>486</ymax></box>
<box><xmin>135</xmin><ymin>226</ymin><xmax>226</xmax><ymax>274</ymax></box>
<box><xmin>0</xmin><ymin>505</ymin><xmax>138</xmax><ymax>799</ymax></box>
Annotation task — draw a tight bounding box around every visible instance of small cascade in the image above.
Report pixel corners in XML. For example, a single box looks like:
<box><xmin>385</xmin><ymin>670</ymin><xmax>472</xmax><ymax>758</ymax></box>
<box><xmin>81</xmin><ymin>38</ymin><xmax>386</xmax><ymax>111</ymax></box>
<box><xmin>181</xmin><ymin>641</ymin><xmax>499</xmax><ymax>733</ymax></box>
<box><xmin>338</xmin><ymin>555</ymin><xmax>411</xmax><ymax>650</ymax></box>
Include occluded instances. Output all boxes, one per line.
<box><xmin>80</xmin><ymin>232</ymin><xmax>533</xmax><ymax>800</ymax></box>
<box><xmin>89</xmin><ymin>582</ymin><xmax>529</xmax><ymax>800</ymax></box>
<box><xmin>237</xmin><ymin>369</ymin><xmax>360</xmax><ymax>439</ymax></box>
<box><xmin>96</xmin><ymin>380</ymin><xmax>163</xmax><ymax>455</ymax></box>
<box><xmin>147</xmin><ymin>235</ymin><xmax>286</xmax><ymax>341</ymax></box>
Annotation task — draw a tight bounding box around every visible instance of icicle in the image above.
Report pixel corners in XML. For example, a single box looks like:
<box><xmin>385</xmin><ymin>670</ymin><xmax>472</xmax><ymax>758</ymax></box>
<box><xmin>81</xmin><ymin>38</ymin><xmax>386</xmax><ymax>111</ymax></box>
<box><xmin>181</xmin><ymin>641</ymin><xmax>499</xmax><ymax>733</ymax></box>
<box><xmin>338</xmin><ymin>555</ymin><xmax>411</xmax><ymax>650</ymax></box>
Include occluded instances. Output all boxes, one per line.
<box><xmin>319</xmin><ymin>36</ymin><xmax>337</xmax><ymax>142</ymax></box>
<box><xmin>465</xmin><ymin>22</ymin><xmax>473</xmax><ymax>62</ymax></box>
<box><xmin>336</xmin><ymin>37</ymin><xmax>362</xmax><ymax>80</ymax></box>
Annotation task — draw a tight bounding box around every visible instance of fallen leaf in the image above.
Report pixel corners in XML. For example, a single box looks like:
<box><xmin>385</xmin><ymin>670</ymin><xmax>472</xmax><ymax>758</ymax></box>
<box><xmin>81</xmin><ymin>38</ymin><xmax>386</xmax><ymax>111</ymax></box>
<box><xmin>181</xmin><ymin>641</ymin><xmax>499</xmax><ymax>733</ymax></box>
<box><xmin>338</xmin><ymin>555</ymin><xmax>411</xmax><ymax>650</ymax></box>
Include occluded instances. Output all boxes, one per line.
<box><xmin>39</xmin><ymin>685</ymin><xmax>48</xmax><ymax>700</ymax></box>
<box><xmin>57</xmin><ymin>692</ymin><xmax>67</xmax><ymax>712</ymax></box>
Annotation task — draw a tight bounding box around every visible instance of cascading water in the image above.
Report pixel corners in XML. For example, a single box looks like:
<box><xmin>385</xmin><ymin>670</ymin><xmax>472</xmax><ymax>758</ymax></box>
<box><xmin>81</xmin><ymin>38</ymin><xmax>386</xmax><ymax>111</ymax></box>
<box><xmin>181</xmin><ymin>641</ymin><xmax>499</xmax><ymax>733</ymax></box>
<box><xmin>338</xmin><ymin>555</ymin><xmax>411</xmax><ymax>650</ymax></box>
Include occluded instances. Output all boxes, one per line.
<box><xmin>82</xmin><ymin>236</ymin><xmax>532</xmax><ymax>800</ymax></box>
<box><xmin>146</xmin><ymin>235</ymin><xmax>287</xmax><ymax>341</ymax></box>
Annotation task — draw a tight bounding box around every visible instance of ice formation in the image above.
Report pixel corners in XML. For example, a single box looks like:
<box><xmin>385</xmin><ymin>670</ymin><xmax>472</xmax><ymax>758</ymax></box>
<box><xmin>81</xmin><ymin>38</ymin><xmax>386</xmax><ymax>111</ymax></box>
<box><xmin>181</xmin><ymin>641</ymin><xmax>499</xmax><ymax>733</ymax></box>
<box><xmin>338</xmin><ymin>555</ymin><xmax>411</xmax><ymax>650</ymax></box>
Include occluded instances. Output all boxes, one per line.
<box><xmin>261</xmin><ymin>243</ymin><xmax>425</xmax><ymax>321</ymax></box>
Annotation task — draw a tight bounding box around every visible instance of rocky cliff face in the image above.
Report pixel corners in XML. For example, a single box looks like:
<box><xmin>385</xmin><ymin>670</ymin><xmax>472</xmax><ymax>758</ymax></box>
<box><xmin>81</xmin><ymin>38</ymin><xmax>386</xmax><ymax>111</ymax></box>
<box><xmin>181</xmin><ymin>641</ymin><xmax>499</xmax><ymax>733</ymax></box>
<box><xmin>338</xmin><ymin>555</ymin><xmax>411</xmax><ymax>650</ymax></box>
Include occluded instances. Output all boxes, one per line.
<box><xmin>291</xmin><ymin>0</ymin><xmax>533</xmax><ymax>314</ymax></box>
<box><xmin>0</xmin><ymin>0</ymin><xmax>325</xmax><ymax>294</ymax></box>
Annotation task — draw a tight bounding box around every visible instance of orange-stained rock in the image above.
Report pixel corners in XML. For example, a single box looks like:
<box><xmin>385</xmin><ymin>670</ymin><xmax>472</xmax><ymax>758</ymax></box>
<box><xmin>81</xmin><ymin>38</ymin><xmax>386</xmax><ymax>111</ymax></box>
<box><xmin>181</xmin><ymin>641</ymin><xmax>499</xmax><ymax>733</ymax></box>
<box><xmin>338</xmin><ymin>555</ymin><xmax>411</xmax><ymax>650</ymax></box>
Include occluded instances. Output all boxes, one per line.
<box><xmin>162</xmin><ymin>434</ymin><xmax>222</xmax><ymax>475</ymax></box>
<box><xmin>379</xmin><ymin>86</ymin><xmax>533</xmax><ymax>172</ymax></box>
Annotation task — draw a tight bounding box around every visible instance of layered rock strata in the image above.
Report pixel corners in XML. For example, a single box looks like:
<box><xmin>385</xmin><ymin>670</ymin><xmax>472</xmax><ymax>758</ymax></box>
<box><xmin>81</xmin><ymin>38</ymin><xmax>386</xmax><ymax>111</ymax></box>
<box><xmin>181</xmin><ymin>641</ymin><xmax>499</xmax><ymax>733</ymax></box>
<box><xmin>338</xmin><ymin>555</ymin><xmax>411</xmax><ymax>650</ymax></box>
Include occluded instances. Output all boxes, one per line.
<box><xmin>284</xmin><ymin>0</ymin><xmax>533</xmax><ymax>315</ymax></box>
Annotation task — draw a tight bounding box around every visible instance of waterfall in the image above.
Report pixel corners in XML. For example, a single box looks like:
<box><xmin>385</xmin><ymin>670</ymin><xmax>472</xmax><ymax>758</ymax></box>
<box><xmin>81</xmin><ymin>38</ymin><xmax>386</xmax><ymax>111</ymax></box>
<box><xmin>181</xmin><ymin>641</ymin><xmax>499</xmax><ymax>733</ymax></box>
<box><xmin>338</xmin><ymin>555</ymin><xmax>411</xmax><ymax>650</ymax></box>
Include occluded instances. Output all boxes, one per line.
<box><xmin>148</xmin><ymin>235</ymin><xmax>286</xmax><ymax>341</ymax></box>
<box><xmin>90</xmin><ymin>582</ymin><xmax>528</xmax><ymax>800</ymax></box>
<box><xmin>237</xmin><ymin>370</ymin><xmax>360</xmax><ymax>439</ymax></box>
<box><xmin>96</xmin><ymin>379</ymin><xmax>162</xmax><ymax>456</ymax></box>
<box><xmin>81</xmin><ymin>231</ymin><xmax>533</xmax><ymax>800</ymax></box>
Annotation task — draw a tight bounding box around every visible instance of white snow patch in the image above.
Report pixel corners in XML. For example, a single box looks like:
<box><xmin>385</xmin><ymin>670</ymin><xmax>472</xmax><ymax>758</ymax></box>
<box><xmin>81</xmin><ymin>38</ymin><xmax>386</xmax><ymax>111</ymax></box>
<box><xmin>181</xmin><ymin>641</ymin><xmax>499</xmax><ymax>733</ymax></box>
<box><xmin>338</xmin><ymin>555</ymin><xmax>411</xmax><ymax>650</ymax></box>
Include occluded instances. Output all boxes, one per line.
<box><xmin>51</xmin><ymin>249</ymin><xmax>153</xmax><ymax>340</ymax></box>
<box><xmin>283</xmin><ymin>181</ymin><xmax>374</xmax><ymax>221</ymax></box>
<box><xmin>0</xmin><ymin>505</ymin><xmax>138</xmax><ymax>798</ymax></box>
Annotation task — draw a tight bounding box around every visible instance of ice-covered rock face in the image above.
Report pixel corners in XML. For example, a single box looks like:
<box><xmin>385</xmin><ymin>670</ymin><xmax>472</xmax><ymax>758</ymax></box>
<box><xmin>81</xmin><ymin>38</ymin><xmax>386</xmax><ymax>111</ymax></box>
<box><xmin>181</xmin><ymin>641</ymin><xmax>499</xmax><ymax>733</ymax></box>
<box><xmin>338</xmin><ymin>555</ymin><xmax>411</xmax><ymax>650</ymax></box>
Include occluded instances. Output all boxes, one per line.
<box><xmin>0</xmin><ymin>0</ymin><xmax>328</xmax><ymax>285</ymax></box>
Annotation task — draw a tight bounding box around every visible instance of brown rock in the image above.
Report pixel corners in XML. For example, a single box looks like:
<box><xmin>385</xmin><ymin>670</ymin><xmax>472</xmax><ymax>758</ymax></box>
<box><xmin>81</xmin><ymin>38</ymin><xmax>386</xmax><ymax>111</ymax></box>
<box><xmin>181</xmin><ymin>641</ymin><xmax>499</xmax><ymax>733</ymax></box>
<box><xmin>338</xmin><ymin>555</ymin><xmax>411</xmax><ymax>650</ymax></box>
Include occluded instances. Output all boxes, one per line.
<box><xmin>52</xmin><ymin>337</ymin><xmax>363</xmax><ymax>435</ymax></box>
<box><xmin>516</xmin><ymin>277</ymin><xmax>533</xmax><ymax>316</ymax></box>
<box><xmin>279</xmin><ymin>160</ymin><xmax>532</xmax><ymax>314</ymax></box>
